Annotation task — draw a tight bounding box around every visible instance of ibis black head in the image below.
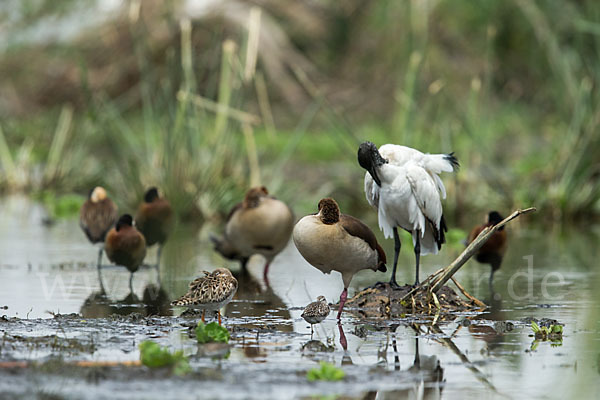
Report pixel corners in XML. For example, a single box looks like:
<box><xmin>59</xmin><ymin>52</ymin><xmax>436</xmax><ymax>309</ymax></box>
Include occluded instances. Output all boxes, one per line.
<box><xmin>358</xmin><ymin>141</ymin><xmax>387</xmax><ymax>187</ymax></box>
<box><xmin>488</xmin><ymin>211</ymin><xmax>504</xmax><ymax>230</ymax></box>
<box><xmin>116</xmin><ymin>214</ymin><xmax>133</xmax><ymax>231</ymax></box>
<box><xmin>144</xmin><ymin>187</ymin><xmax>159</xmax><ymax>203</ymax></box>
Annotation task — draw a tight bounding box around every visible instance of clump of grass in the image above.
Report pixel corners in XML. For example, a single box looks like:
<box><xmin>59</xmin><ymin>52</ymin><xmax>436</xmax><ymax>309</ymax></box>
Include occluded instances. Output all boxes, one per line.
<box><xmin>0</xmin><ymin>106</ymin><xmax>101</xmax><ymax>195</ymax></box>
<box><xmin>89</xmin><ymin>18</ymin><xmax>264</xmax><ymax>222</ymax></box>
<box><xmin>306</xmin><ymin>362</ymin><xmax>345</xmax><ymax>382</ymax></box>
<box><xmin>139</xmin><ymin>341</ymin><xmax>191</xmax><ymax>375</ymax></box>
<box><xmin>195</xmin><ymin>322</ymin><xmax>230</xmax><ymax>344</ymax></box>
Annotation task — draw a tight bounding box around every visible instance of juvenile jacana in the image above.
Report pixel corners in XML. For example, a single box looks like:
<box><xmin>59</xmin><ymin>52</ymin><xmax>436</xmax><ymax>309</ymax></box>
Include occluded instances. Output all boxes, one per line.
<box><xmin>293</xmin><ymin>197</ymin><xmax>387</xmax><ymax>319</ymax></box>
<box><xmin>135</xmin><ymin>187</ymin><xmax>174</xmax><ymax>268</ymax></box>
<box><xmin>79</xmin><ymin>186</ymin><xmax>118</xmax><ymax>292</ymax></box>
<box><xmin>171</xmin><ymin>268</ymin><xmax>238</xmax><ymax>325</ymax></box>
<box><xmin>358</xmin><ymin>142</ymin><xmax>458</xmax><ymax>287</ymax></box>
<box><xmin>467</xmin><ymin>211</ymin><xmax>507</xmax><ymax>293</ymax></box>
<box><xmin>211</xmin><ymin>186</ymin><xmax>294</xmax><ymax>284</ymax></box>
<box><xmin>105</xmin><ymin>214</ymin><xmax>147</xmax><ymax>295</ymax></box>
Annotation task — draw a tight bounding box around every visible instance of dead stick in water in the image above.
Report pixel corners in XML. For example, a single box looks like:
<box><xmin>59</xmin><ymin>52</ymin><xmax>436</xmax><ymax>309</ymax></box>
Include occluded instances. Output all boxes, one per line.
<box><xmin>430</xmin><ymin>207</ymin><xmax>536</xmax><ymax>294</ymax></box>
<box><xmin>451</xmin><ymin>277</ymin><xmax>487</xmax><ymax>308</ymax></box>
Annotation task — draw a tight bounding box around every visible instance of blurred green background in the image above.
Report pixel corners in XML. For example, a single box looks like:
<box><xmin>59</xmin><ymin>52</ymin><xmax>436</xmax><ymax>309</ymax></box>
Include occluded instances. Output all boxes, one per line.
<box><xmin>0</xmin><ymin>0</ymin><xmax>598</xmax><ymax>228</ymax></box>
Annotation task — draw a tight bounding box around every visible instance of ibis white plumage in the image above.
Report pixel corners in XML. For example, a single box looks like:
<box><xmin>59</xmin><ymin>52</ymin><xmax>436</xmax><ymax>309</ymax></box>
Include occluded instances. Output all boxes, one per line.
<box><xmin>358</xmin><ymin>142</ymin><xmax>458</xmax><ymax>286</ymax></box>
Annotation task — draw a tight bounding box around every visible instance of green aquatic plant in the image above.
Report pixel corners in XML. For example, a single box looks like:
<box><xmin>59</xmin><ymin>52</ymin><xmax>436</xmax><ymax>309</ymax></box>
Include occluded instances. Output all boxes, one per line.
<box><xmin>306</xmin><ymin>362</ymin><xmax>345</xmax><ymax>382</ymax></box>
<box><xmin>138</xmin><ymin>341</ymin><xmax>191</xmax><ymax>375</ymax></box>
<box><xmin>195</xmin><ymin>322</ymin><xmax>230</xmax><ymax>344</ymax></box>
<box><xmin>531</xmin><ymin>321</ymin><xmax>563</xmax><ymax>340</ymax></box>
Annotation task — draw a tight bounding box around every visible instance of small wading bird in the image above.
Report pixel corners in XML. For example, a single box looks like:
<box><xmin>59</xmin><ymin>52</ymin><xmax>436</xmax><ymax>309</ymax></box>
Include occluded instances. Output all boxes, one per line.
<box><xmin>211</xmin><ymin>186</ymin><xmax>294</xmax><ymax>284</ymax></box>
<box><xmin>358</xmin><ymin>141</ymin><xmax>458</xmax><ymax>287</ymax></box>
<box><xmin>79</xmin><ymin>186</ymin><xmax>118</xmax><ymax>293</ymax></box>
<box><xmin>135</xmin><ymin>187</ymin><xmax>174</xmax><ymax>269</ymax></box>
<box><xmin>171</xmin><ymin>268</ymin><xmax>238</xmax><ymax>325</ymax></box>
<box><xmin>301</xmin><ymin>296</ymin><xmax>331</xmax><ymax>335</ymax></box>
<box><xmin>467</xmin><ymin>211</ymin><xmax>507</xmax><ymax>293</ymax></box>
<box><xmin>293</xmin><ymin>198</ymin><xmax>387</xmax><ymax>319</ymax></box>
<box><xmin>105</xmin><ymin>214</ymin><xmax>147</xmax><ymax>295</ymax></box>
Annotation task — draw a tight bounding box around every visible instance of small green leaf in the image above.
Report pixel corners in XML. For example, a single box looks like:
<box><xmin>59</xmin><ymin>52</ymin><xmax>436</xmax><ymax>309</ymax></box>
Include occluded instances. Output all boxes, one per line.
<box><xmin>531</xmin><ymin>321</ymin><xmax>540</xmax><ymax>333</ymax></box>
<box><xmin>307</xmin><ymin>362</ymin><xmax>345</xmax><ymax>382</ymax></box>
<box><xmin>196</xmin><ymin>322</ymin><xmax>230</xmax><ymax>344</ymax></box>
<box><xmin>139</xmin><ymin>341</ymin><xmax>190</xmax><ymax>375</ymax></box>
<box><xmin>552</xmin><ymin>325</ymin><xmax>563</xmax><ymax>334</ymax></box>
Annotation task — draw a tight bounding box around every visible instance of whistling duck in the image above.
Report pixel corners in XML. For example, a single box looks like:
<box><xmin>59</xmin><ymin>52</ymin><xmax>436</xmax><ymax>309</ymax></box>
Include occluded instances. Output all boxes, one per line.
<box><xmin>105</xmin><ymin>214</ymin><xmax>147</xmax><ymax>294</ymax></box>
<box><xmin>79</xmin><ymin>186</ymin><xmax>118</xmax><ymax>292</ymax></box>
<box><xmin>135</xmin><ymin>187</ymin><xmax>174</xmax><ymax>268</ymax></box>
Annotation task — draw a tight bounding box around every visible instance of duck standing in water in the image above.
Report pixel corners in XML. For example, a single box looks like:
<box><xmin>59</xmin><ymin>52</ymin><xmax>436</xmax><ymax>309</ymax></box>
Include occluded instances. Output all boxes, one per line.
<box><xmin>358</xmin><ymin>141</ymin><xmax>458</xmax><ymax>287</ymax></box>
<box><xmin>211</xmin><ymin>186</ymin><xmax>294</xmax><ymax>284</ymax></box>
<box><xmin>467</xmin><ymin>211</ymin><xmax>507</xmax><ymax>293</ymax></box>
<box><xmin>135</xmin><ymin>187</ymin><xmax>174</xmax><ymax>269</ymax></box>
<box><xmin>293</xmin><ymin>198</ymin><xmax>387</xmax><ymax>319</ymax></box>
<box><xmin>105</xmin><ymin>214</ymin><xmax>147</xmax><ymax>295</ymax></box>
<box><xmin>79</xmin><ymin>186</ymin><xmax>118</xmax><ymax>293</ymax></box>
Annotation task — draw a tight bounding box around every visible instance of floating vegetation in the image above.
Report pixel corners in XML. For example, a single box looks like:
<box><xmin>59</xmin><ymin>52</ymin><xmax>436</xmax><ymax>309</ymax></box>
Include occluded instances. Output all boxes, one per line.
<box><xmin>531</xmin><ymin>321</ymin><xmax>563</xmax><ymax>340</ymax></box>
<box><xmin>139</xmin><ymin>341</ymin><xmax>191</xmax><ymax>376</ymax></box>
<box><xmin>195</xmin><ymin>322</ymin><xmax>231</xmax><ymax>344</ymax></box>
<box><xmin>528</xmin><ymin>319</ymin><xmax>564</xmax><ymax>350</ymax></box>
<box><xmin>306</xmin><ymin>362</ymin><xmax>345</xmax><ymax>382</ymax></box>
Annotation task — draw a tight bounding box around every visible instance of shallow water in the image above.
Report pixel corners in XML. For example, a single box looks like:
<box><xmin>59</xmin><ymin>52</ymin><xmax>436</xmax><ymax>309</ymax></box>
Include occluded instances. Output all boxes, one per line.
<box><xmin>1</xmin><ymin>195</ymin><xmax>599</xmax><ymax>399</ymax></box>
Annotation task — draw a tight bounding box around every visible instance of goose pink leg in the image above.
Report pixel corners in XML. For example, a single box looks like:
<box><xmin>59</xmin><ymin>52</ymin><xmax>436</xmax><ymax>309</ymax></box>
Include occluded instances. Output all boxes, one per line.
<box><xmin>337</xmin><ymin>288</ymin><xmax>348</xmax><ymax>319</ymax></box>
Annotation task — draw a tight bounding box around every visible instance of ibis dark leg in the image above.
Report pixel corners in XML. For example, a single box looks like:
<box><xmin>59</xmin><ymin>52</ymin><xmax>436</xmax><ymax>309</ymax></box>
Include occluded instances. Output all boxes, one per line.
<box><xmin>389</xmin><ymin>228</ymin><xmax>401</xmax><ymax>288</ymax></box>
<box><xmin>96</xmin><ymin>248</ymin><xmax>106</xmax><ymax>294</ymax></box>
<box><xmin>414</xmin><ymin>231</ymin><xmax>421</xmax><ymax>286</ymax></box>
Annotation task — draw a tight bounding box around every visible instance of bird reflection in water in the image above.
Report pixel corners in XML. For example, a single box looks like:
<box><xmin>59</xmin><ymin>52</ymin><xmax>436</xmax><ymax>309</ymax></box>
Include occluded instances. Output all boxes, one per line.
<box><xmin>373</xmin><ymin>327</ymin><xmax>445</xmax><ymax>400</ymax></box>
<box><xmin>224</xmin><ymin>266</ymin><xmax>292</xmax><ymax>332</ymax></box>
<box><xmin>80</xmin><ymin>284</ymin><xmax>171</xmax><ymax>318</ymax></box>
<box><xmin>466</xmin><ymin>296</ymin><xmax>513</xmax><ymax>354</ymax></box>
